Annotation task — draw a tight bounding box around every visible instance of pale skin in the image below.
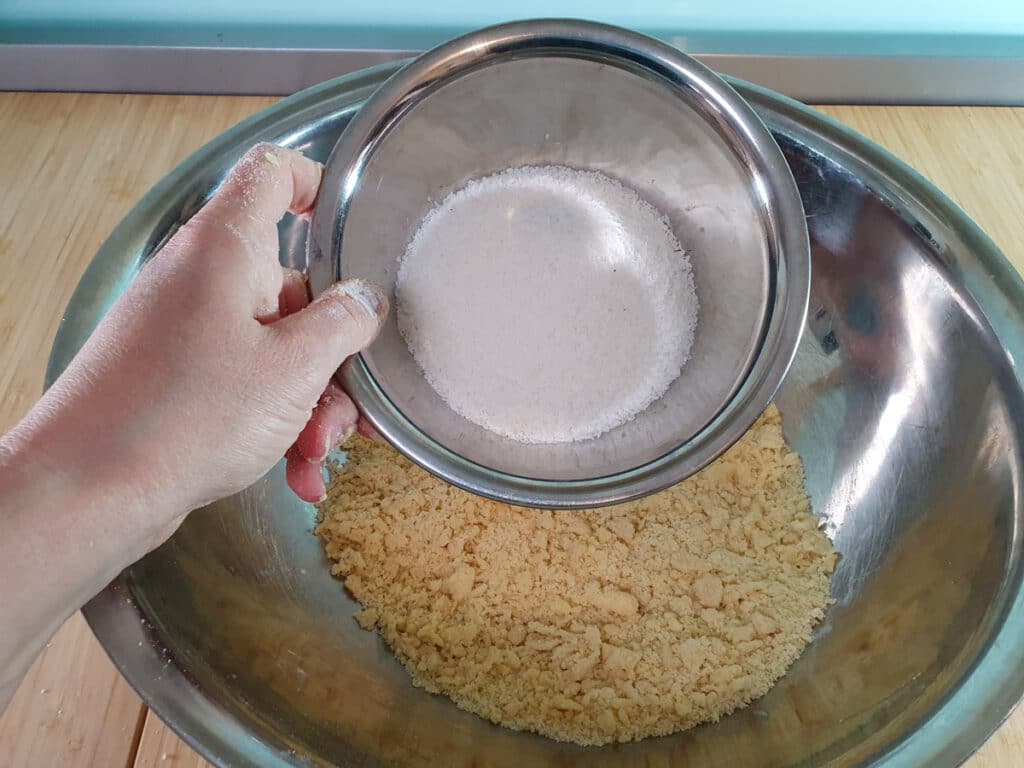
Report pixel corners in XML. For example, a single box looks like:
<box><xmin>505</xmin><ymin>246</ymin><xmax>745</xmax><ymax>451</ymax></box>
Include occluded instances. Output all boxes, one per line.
<box><xmin>0</xmin><ymin>144</ymin><xmax>388</xmax><ymax>712</ymax></box>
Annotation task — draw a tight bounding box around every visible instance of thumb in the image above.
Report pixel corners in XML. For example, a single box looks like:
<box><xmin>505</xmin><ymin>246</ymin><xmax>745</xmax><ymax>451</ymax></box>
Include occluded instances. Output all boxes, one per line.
<box><xmin>272</xmin><ymin>278</ymin><xmax>389</xmax><ymax>383</ymax></box>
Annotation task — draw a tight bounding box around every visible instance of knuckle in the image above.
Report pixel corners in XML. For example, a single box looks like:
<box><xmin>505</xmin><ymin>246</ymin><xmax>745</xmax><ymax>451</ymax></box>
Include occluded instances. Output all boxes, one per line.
<box><xmin>241</xmin><ymin>141</ymin><xmax>277</xmax><ymax>165</ymax></box>
<box><xmin>235</xmin><ymin>142</ymin><xmax>284</xmax><ymax>178</ymax></box>
<box><xmin>278</xmin><ymin>325</ymin><xmax>323</xmax><ymax>378</ymax></box>
<box><xmin>223</xmin><ymin>142</ymin><xmax>292</xmax><ymax>213</ymax></box>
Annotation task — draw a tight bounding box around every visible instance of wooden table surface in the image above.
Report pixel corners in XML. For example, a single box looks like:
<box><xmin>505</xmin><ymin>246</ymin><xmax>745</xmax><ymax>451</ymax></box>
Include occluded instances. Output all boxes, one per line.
<box><xmin>1</xmin><ymin>92</ymin><xmax>1024</xmax><ymax>767</ymax></box>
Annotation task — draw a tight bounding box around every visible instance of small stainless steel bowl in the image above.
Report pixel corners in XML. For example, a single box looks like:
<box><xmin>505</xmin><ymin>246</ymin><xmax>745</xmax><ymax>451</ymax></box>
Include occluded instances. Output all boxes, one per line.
<box><xmin>308</xmin><ymin>20</ymin><xmax>810</xmax><ymax>508</ymax></box>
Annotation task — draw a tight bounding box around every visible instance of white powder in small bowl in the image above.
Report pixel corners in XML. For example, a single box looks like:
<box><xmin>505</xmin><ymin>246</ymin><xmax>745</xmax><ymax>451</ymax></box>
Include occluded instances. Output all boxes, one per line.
<box><xmin>395</xmin><ymin>165</ymin><xmax>698</xmax><ymax>444</ymax></box>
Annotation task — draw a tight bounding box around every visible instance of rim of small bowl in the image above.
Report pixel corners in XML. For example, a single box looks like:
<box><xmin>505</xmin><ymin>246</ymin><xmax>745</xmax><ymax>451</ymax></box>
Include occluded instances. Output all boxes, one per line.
<box><xmin>307</xmin><ymin>19</ymin><xmax>811</xmax><ymax>508</ymax></box>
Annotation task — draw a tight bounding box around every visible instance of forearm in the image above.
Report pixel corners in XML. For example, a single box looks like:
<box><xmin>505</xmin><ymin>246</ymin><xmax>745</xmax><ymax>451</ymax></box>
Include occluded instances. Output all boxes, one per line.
<box><xmin>0</xmin><ymin>408</ymin><xmax>173</xmax><ymax>712</ymax></box>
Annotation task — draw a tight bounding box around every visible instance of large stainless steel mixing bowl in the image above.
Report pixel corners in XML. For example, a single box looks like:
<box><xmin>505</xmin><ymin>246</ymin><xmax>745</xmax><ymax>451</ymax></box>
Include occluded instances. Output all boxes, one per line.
<box><xmin>56</xmin><ymin>65</ymin><xmax>1024</xmax><ymax>767</ymax></box>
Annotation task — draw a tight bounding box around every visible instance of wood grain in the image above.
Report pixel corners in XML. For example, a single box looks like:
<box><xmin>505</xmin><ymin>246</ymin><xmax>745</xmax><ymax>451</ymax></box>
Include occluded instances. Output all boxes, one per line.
<box><xmin>0</xmin><ymin>93</ymin><xmax>1022</xmax><ymax>767</ymax></box>
<box><xmin>0</xmin><ymin>615</ymin><xmax>145</xmax><ymax>768</ymax></box>
<box><xmin>819</xmin><ymin>105</ymin><xmax>1024</xmax><ymax>276</ymax></box>
<box><xmin>0</xmin><ymin>91</ymin><xmax>272</xmax><ymax>768</ymax></box>
<box><xmin>134</xmin><ymin>713</ymin><xmax>213</xmax><ymax>768</ymax></box>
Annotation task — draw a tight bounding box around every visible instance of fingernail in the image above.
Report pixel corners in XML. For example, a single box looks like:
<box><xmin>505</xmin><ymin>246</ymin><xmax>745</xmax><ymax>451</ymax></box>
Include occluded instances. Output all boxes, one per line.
<box><xmin>322</xmin><ymin>423</ymin><xmax>354</xmax><ymax>458</ymax></box>
<box><xmin>329</xmin><ymin>279</ymin><xmax>388</xmax><ymax>319</ymax></box>
<box><xmin>339</xmin><ymin>423</ymin><xmax>357</xmax><ymax>445</ymax></box>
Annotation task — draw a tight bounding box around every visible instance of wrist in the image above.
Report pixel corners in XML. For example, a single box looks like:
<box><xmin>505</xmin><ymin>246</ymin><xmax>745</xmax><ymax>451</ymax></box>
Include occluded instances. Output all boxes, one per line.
<box><xmin>0</xmin><ymin>396</ymin><xmax>193</xmax><ymax>686</ymax></box>
<box><xmin>0</xmin><ymin>421</ymin><xmax>165</xmax><ymax>699</ymax></box>
<box><xmin>0</xmin><ymin>404</ymin><xmax>180</xmax><ymax>574</ymax></box>
<box><xmin>13</xmin><ymin>377</ymin><xmax>190</xmax><ymax>531</ymax></box>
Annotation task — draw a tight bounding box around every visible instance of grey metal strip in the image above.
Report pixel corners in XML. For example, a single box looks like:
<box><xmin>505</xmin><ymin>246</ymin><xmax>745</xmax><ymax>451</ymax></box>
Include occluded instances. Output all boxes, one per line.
<box><xmin>1</xmin><ymin>44</ymin><xmax>1024</xmax><ymax>104</ymax></box>
<box><xmin>0</xmin><ymin>45</ymin><xmax>416</xmax><ymax>96</ymax></box>
<box><xmin>702</xmin><ymin>53</ymin><xmax>1024</xmax><ymax>105</ymax></box>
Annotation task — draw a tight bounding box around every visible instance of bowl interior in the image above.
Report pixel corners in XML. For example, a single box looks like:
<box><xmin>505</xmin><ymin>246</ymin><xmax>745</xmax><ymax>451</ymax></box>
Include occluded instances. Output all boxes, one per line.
<box><xmin>76</xmin><ymin>72</ymin><xmax>1024</xmax><ymax>768</ymax></box>
<box><xmin>340</xmin><ymin>56</ymin><xmax>772</xmax><ymax>480</ymax></box>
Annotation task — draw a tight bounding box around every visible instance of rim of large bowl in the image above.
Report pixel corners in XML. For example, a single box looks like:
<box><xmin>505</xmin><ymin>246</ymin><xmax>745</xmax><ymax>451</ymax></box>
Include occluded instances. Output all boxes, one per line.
<box><xmin>307</xmin><ymin>19</ymin><xmax>811</xmax><ymax>509</ymax></box>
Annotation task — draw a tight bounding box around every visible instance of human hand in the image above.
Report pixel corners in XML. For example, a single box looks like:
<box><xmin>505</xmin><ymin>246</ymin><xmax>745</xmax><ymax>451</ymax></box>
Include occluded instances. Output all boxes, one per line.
<box><xmin>1</xmin><ymin>144</ymin><xmax>390</xmax><ymax>705</ymax></box>
<box><xmin>7</xmin><ymin>143</ymin><xmax>387</xmax><ymax>550</ymax></box>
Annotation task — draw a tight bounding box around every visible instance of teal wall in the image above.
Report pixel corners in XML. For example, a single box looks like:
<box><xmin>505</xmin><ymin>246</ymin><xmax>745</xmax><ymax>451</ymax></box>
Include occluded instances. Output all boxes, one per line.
<box><xmin>3</xmin><ymin>1</ymin><xmax>1024</xmax><ymax>57</ymax></box>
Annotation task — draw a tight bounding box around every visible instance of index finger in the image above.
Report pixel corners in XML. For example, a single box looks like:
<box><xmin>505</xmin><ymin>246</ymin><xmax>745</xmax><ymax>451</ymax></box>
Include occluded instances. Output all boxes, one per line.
<box><xmin>209</xmin><ymin>143</ymin><xmax>323</xmax><ymax>231</ymax></box>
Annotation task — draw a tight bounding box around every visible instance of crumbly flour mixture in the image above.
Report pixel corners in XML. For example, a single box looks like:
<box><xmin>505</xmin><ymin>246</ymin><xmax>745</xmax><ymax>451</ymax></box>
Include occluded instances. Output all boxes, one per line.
<box><xmin>316</xmin><ymin>406</ymin><xmax>836</xmax><ymax>745</ymax></box>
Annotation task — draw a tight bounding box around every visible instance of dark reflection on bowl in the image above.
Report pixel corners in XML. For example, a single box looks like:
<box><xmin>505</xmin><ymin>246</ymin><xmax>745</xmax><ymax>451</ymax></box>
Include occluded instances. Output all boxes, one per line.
<box><xmin>60</xmin><ymin>68</ymin><xmax>1024</xmax><ymax>767</ymax></box>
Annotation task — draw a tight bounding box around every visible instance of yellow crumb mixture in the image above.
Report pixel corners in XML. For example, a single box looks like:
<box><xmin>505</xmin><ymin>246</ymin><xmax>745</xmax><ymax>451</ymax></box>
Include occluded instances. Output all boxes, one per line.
<box><xmin>316</xmin><ymin>406</ymin><xmax>836</xmax><ymax>745</ymax></box>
